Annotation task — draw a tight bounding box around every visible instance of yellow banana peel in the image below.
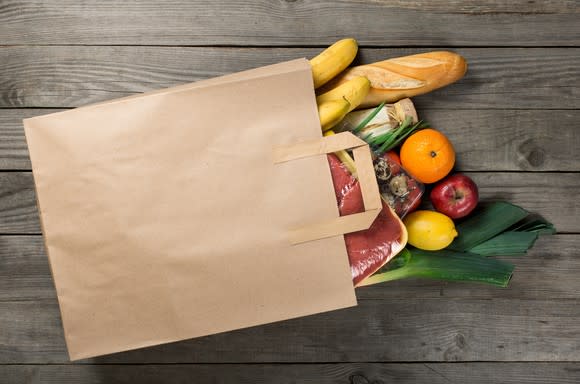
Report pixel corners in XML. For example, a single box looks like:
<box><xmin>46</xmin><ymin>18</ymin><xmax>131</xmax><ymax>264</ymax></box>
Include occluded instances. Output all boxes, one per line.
<box><xmin>316</xmin><ymin>76</ymin><xmax>371</xmax><ymax>112</ymax></box>
<box><xmin>324</xmin><ymin>130</ymin><xmax>357</xmax><ymax>178</ymax></box>
<box><xmin>318</xmin><ymin>99</ymin><xmax>350</xmax><ymax>132</ymax></box>
<box><xmin>310</xmin><ymin>38</ymin><xmax>358</xmax><ymax>89</ymax></box>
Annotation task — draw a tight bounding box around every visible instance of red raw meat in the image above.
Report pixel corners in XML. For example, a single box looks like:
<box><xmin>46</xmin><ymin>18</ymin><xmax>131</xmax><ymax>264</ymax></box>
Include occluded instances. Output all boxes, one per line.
<box><xmin>328</xmin><ymin>154</ymin><xmax>405</xmax><ymax>286</ymax></box>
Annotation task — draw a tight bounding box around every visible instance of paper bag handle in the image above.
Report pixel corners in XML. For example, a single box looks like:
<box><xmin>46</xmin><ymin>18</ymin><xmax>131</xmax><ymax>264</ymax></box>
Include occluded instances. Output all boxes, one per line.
<box><xmin>273</xmin><ymin>132</ymin><xmax>382</xmax><ymax>244</ymax></box>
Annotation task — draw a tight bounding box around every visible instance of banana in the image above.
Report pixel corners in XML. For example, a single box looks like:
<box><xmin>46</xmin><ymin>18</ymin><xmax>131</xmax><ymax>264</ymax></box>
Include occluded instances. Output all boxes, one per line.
<box><xmin>318</xmin><ymin>99</ymin><xmax>350</xmax><ymax>131</ymax></box>
<box><xmin>310</xmin><ymin>38</ymin><xmax>358</xmax><ymax>89</ymax></box>
<box><xmin>324</xmin><ymin>130</ymin><xmax>358</xmax><ymax>178</ymax></box>
<box><xmin>316</xmin><ymin>76</ymin><xmax>370</xmax><ymax>112</ymax></box>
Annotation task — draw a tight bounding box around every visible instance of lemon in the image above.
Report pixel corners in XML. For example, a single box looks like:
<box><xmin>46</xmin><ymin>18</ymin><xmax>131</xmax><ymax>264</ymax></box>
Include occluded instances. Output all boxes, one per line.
<box><xmin>403</xmin><ymin>210</ymin><xmax>458</xmax><ymax>251</ymax></box>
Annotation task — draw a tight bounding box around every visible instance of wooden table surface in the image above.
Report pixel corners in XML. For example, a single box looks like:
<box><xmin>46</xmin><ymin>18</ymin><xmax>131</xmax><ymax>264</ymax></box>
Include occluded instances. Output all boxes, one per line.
<box><xmin>1</xmin><ymin>1</ymin><xmax>579</xmax><ymax>383</ymax></box>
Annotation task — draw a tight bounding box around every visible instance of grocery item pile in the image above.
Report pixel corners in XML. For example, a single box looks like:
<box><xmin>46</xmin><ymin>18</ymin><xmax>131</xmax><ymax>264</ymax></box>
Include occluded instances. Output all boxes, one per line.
<box><xmin>311</xmin><ymin>39</ymin><xmax>554</xmax><ymax>287</ymax></box>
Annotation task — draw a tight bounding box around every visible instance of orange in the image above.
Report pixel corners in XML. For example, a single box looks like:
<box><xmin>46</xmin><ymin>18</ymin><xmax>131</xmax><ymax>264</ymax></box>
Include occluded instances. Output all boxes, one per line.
<box><xmin>400</xmin><ymin>129</ymin><xmax>455</xmax><ymax>184</ymax></box>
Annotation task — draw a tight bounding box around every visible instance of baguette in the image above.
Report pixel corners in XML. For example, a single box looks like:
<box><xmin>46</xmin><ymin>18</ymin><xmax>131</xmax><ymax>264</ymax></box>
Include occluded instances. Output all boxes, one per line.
<box><xmin>319</xmin><ymin>51</ymin><xmax>467</xmax><ymax>108</ymax></box>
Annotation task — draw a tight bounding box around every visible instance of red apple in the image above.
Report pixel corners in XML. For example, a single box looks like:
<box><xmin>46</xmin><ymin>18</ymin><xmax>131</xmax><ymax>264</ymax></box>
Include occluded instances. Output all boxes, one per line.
<box><xmin>385</xmin><ymin>150</ymin><xmax>401</xmax><ymax>166</ymax></box>
<box><xmin>430</xmin><ymin>174</ymin><xmax>479</xmax><ymax>219</ymax></box>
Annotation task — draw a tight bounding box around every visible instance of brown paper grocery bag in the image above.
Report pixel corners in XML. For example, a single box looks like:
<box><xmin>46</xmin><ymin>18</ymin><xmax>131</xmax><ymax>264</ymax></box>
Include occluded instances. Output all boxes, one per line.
<box><xmin>24</xmin><ymin>59</ymin><xmax>381</xmax><ymax>360</ymax></box>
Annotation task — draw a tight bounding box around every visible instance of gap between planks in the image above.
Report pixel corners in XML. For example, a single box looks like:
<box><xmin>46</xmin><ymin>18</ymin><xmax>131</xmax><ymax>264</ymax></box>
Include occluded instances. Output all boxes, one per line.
<box><xmin>1</xmin><ymin>361</ymin><xmax>580</xmax><ymax>365</ymax></box>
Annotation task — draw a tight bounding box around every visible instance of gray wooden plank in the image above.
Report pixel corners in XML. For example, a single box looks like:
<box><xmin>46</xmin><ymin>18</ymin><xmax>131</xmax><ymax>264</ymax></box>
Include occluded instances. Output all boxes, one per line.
<box><xmin>1</xmin><ymin>46</ymin><xmax>578</xmax><ymax>109</ymax></box>
<box><xmin>1</xmin><ymin>363</ymin><xmax>579</xmax><ymax>384</ymax></box>
<box><xmin>0</xmin><ymin>172</ymin><xmax>576</xmax><ymax>234</ymax></box>
<box><xmin>361</xmin><ymin>235</ymin><xmax>580</xmax><ymax>300</ymax></box>
<box><xmin>3</xmin><ymin>235</ymin><xmax>576</xmax><ymax>302</ymax></box>
<box><xmin>0</xmin><ymin>1</ymin><xmax>578</xmax><ymax>46</ymax></box>
<box><xmin>0</xmin><ymin>172</ymin><xmax>38</xmax><ymax>233</ymax></box>
<box><xmin>0</xmin><ymin>109</ymin><xmax>38</xmax><ymax>170</ymax></box>
<box><xmin>3</xmin><ymin>109</ymin><xmax>579</xmax><ymax>172</ymax></box>
<box><xmin>0</xmin><ymin>235</ymin><xmax>53</xmax><ymax>301</ymax></box>
<box><xmin>422</xmin><ymin>109</ymin><xmax>580</xmax><ymax>172</ymax></box>
<box><xmin>1</xmin><ymin>297</ymin><xmax>578</xmax><ymax>363</ymax></box>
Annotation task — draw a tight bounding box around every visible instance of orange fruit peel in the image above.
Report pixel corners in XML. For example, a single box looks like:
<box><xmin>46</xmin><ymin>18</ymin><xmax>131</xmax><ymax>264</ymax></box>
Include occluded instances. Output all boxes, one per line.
<box><xmin>400</xmin><ymin>128</ymin><xmax>455</xmax><ymax>184</ymax></box>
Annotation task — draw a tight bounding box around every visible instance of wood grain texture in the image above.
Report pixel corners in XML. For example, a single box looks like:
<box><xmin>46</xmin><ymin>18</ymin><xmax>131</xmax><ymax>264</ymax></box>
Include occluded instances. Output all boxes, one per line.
<box><xmin>1</xmin><ymin>297</ymin><xmax>578</xmax><ymax>363</ymax></box>
<box><xmin>0</xmin><ymin>172</ymin><xmax>38</xmax><ymax>234</ymax></box>
<box><xmin>3</xmin><ymin>109</ymin><xmax>579</xmax><ymax>171</ymax></box>
<box><xmin>0</xmin><ymin>0</ymin><xmax>578</xmax><ymax>380</ymax></box>
<box><xmin>422</xmin><ymin>109</ymin><xmax>580</xmax><ymax>172</ymax></box>
<box><xmin>0</xmin><ymin>109</ymin><xmax>37</xmax><ymax>170</ymax></box>
<box><xmin>3</xmin><ymin>235</ymin><xmax>577</xmax><ymax>302</ymax></box>
<box><xmin>1</xmin><ymin>363</ymin><xmax>579</xmax><ymax>384</ymax></box>
<box><xmin>0</xmin><ymin>172</ymin><xmax>576</xmax><ymax>234</ymax></box>
<box><xmin>0</xmin><ymin>1</ymin><xmax>578</xmax><ymax>46</ymax></box>
<box><xmin>1</xmin><ymin>46</ymin><xmax>578</xmax><ymax>109</ymax></box>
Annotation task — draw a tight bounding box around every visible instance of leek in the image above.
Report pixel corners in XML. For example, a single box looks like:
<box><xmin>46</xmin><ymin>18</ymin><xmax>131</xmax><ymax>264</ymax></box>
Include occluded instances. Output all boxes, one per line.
<box><xmin>363</xmin><ymin>116</ymin><xmax>429</xmax><ymax>155</ymax></box>
<box><xmin>360</xmin><ymin>248</ymin><xmax>514</xmax><ymax>287</ymax></box>
<box><xmin>469</xmin><ymin>232</ymin><xmax>539</xmax><ymax>256</ymax></box>
<box><xmin>447</xmin><ymin>202</ymin><xmax>528</xmax><ymax>252</ymax></box>
<box><xmin>509</xmin><ymin>215</ymin><xmax>556</xmax><ymax>235</ymax></box>
<box><xmin>362</xmin><ymin>202</ymin><xmax>555</xmax><ymax>287</ymax></box>
<box><xmin>469</xmin><ymin>215</ymin><xmax>554</xmax><ymax>256</ymax></box>
<box><xmin>352</xmin><ymin>102</ymin><xmax>386</xmax><ymax>133</ymax></box>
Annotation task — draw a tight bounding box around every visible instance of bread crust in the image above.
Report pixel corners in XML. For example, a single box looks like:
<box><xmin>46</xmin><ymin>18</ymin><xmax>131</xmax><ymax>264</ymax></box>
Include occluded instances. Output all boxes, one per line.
<box><xmin>319</xmin><ymin>51</ymin><xmax>467</xmax><ymax>108</ymax></box>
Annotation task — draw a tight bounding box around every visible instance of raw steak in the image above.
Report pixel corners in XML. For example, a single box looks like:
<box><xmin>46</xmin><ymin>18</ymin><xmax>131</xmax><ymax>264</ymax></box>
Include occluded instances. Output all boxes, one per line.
<box><xmin>328</xmin><ymin>154</ymin><xmax>405</xmax><ymax>286</ymax></box>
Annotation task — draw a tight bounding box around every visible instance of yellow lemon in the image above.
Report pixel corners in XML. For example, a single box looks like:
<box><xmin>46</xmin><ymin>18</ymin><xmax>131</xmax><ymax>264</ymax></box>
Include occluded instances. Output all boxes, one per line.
<box><xmin>403</xmin><ymin>210</ymin><xmax>458</xmax><ymax>251</ymax></box>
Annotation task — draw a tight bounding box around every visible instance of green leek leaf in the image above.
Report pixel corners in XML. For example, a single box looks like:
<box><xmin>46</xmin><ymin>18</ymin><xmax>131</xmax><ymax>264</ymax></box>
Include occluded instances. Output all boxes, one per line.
<box><xmin>509</xmin><ymin>215</ymin><xmax>556</xmax><ymax>235</ymax></box>
<box><xmin>469</xmin><ymin>231</ymin><xmax>539</xmax><ymax>256</ymax></box>
<box><xmin>370</xmin><ymin>118</ymin><xmax>428</xmax><ymax>155</ymax></box>
<box><xmin>360</xmin><ymin>248</ymin><xmax>514</xmax><ymax>287</ymax></box>
<box><xmin>352</xmin><ymin>102</ymin><xmax>385</xmax><ymax>133</ymax></box>
<box><xmin>363</xmin><ymin>202</ymin><xmax>555</xmax><ymax>288</ymax></box>
<box><xmin>448</xmin><ymin>202</ymin><xmax>528</xmax><ymax>252</ymax></box>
